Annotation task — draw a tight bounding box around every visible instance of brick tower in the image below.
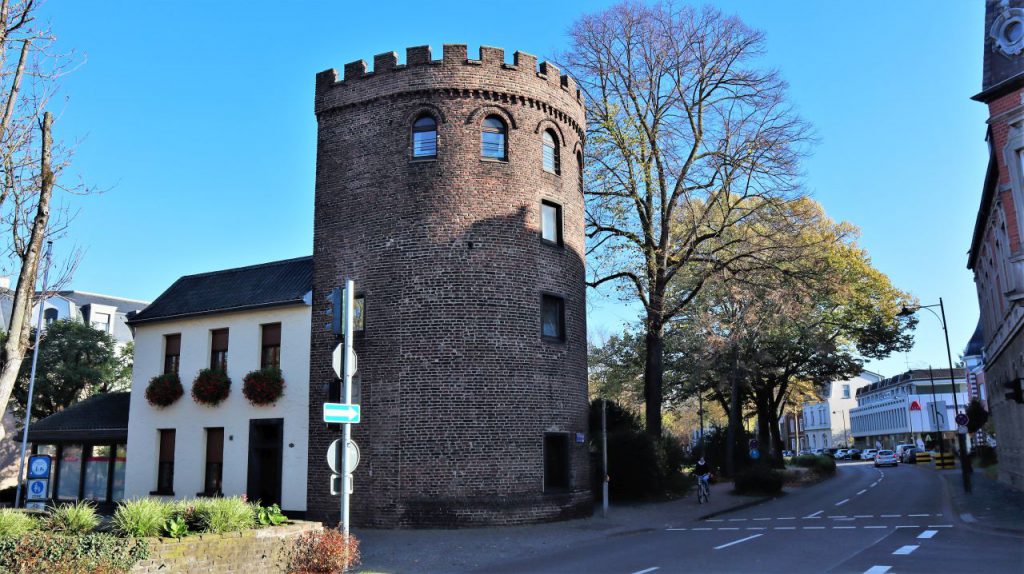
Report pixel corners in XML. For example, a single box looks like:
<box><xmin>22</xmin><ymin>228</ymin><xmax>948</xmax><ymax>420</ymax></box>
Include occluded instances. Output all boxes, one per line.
<box><xmin>307</xmin><ymin>45</ymin><xmax>590</xmax><ymax>527</ymax></box>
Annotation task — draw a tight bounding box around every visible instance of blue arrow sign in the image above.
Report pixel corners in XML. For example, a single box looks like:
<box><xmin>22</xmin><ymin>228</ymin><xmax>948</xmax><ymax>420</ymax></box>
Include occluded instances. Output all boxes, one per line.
<box><xmin>323</xmin><ymin>403</ymin><xmax>361</xmax><ymax>424</ymax></box>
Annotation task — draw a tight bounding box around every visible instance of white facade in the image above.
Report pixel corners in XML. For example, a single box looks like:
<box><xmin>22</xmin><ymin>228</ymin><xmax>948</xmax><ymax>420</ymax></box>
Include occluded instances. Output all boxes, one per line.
<box><xmin>124</xmin><ymin>304</ymin><xmax>310</xmax><ymax>511</ymax></box>
<box><xmin>801</xmin><ymin>372</ymin><xmax>880</xmax><ymax>449</ymax></box>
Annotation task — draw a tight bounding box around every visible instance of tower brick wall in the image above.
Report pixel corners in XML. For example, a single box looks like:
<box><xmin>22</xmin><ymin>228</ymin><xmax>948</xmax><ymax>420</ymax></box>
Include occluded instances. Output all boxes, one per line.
<box><xmin>307</xmin><ymin>45</ymin><xmax>591</xmax><ymax>527</ymax></box>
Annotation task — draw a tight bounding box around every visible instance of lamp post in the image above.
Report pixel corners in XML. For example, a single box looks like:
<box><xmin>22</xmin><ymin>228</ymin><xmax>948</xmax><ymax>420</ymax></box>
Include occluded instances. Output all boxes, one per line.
<box><xmin>899</xmin><ymin>298</ymin><xmax>970</xmax><ymax>493</ymax></box>
<box><xmin>832</xmin><ymin>410</ymin><xmax>849</xmax><ymax>447</ymax></box>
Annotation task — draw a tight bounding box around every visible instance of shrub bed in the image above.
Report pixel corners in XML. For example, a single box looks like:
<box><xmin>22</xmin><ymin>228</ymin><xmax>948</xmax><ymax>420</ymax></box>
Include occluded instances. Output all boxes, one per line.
<box><xmin>734</xmin><ymin>465</ymin><xmax>784</xmax><ymax>495</ymax></box>
<box><xmin>288</xmin><ymin>529</ymin><xmax>360</xmax><ymax>573</ymax></box>
<box><xmin>790</xmin><ymin>454</ymin><xmax>837</xmax><ymax>475</ymax></box>
<box><xmin>0</xmin><ymin>533</ymin><xmax>150</xmax><ymax>574</ymax></box>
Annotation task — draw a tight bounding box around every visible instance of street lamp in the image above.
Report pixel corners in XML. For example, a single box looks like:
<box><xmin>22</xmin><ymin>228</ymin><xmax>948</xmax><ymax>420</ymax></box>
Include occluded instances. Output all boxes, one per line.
<box><xmin>898</xmin><ymin>297</ymin><xmax>971</xmax><ymax>493</ymax></box>
<box><xmin>832</xmin><ymin>410</ymin><xmax>849</xmax><ymax>447</ymax></box>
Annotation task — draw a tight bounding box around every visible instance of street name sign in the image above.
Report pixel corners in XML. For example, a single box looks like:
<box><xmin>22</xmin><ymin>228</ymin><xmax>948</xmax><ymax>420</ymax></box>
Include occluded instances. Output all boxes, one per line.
<box><xmin>323</xmin><ymin>403</ymin><xmax>360</xmax><ymax>424</ymax></box>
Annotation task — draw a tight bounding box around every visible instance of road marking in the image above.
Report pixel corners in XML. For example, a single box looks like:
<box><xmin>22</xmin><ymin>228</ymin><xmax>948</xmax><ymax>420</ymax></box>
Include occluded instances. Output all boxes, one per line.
<box><xmin>753</xmin><ymin>518</ymin><xmax>771</xmax><ymax>521</ymax></box>
<box><xmin>908</xmin><ymin>514</ymin><xmax>929</xmax><ymax>517</ymax></box>
<box><xmin>892</xmin><ymin>545</ymin><xmax>919</xmax><ymax>555</ymax></box>
<box><xmin>833</xmin><ymin>526</ymin><xmax>856</xmax><ymax>529</ymax></box>
<box><xmin>707</xmin><ymin>519</ymin><xmax>723</xmax><ymax>522</ymax></box>
<box><xmin>857</xmin><ymin>489</ymin><xmax>867</xmax><ymax>495</ymax></box>
<box><xmin>863</xmin><ymin>566</ymin><xmax>891</xmax><ymax>574</ymax></box>
<box><xmin>632</xmin><ymin>568</ymin><xmax>659</xmax><ymax>574</ymax></box>
<box><xmin>714</xmin><ymin>533</ymin><xmax>763</xmax><ymax>550</ymax></box>
<box><xmin>805</xmin><ymin>510</ymin><xmax>824</xmax><ymax>518</ymax></box>
<box><xmin>803</xmin><ymin>526</ymin><xmax>826</xmax><ymax>530</ymax></box>
<box><xmin>928</xmin><ymin>524</ymin><xmax>954</xmax><ymax>528</ymax></box>
<box><xmin>728</xmin><ymin>518</ymin><xmax>747</xmax><ymax>522</ymax></box>
<box><xmin>871</xmin><ymin>482</ymin><xmax>878</xmax><ymax>487</ymax></box>
<box><xmin>865</xmin><ymin>526</ymin><xmax>887</xmax><ymax>529</ymax></box>
<box><xmin>854</xmin><ymin>514</ymin><xmax>873</xmax><ymax>518</ymax></box>
<box><xmin>895</xmin><ymin>525</ymin><xmax>916</xmax><ymax>529</ymax></box>
<box><xmin>778</xmin><ymin>517</ymin><xmax>796</xmax><ymax>520</ymax></box>
<box><xmin>827</xmin><ymin>515</ymin><xmax>847</xmax><ymax>519</ymax></box>
<box><xmin>720</xmin><ymin>527</ymin><xmax>740</xmax><ymax>531</ymax></box>
<box><xmin>666</xmin><ymin>528</ymin><xmax>687</xmax><ymax>531</ymax></box>
<box><xmin>747</xmin><ymin>527</ymin><xmax>766</xmax><ymax>530</ymax></box>
<box><xmin>835</xmin><ymin>498</ymin><xmax>850</xmax><ymax>506</ymax></box>
<box><xmin>880</xmin><ymin>514</ymin><xmax>900</xmax><ymax>518</ymax></box>
<box><xmin>960</xmin><ymin>513</ymin><xmax>977</xmax><ymax>523</ymax></box>
<box><xmin>693</xmin><ymin>527</ymin><xmax>712</xmax><ymax>531</ymax></box>
<box><xmin>774</xmin><ymin>526</ymin><xmax>796</xmax><ymax>530</ymax></box>
<box><xmin>918</xmin><ymin>530</ymin><xmax>938</xmax><ymax>539</ymax></box>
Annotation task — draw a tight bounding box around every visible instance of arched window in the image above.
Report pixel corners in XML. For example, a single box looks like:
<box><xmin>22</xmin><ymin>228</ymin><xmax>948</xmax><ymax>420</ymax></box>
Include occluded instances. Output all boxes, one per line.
<box><xmin>412</xmin><ymin>115</ymin><xmax>437</xmax><ymax>158</ymax></box>
<box><xmin>43</xmin><ymin>307</ymin><xmax>58</xmax><ymax>325</ymax></box>
<box><xmin>577</xmin><ymin>150</ymin><xmax>584</xmax><ymax>194</ymax></box>
<box><xmin>542</xmin><ymin>130</ymin><xmax>560</xmax><ymax>174</ymax></box>
<box><xmin>481</xmin><ymin>116</ymin><xmax>507</xmax><ymax>159</ymax></box>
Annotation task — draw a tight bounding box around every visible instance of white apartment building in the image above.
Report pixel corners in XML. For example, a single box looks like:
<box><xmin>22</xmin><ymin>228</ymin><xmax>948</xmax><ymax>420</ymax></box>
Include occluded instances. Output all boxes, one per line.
<box><xmin>801</xmin><ymin>372</ymin><xmax>881</xmax><ymax>450</ymax></box>
<box><xmin>849</xmin><ymin>368</ymin><xmax>969</xmax><ymax>452</ymax></box>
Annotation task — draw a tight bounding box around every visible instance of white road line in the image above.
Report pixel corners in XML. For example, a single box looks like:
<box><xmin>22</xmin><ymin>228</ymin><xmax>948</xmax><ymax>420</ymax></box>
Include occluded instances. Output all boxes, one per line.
<box><xmin>895</xmin><ymin>525</ymin><xmax>916</xmax><ymax>529</ymax></box>
<box><xmin>778</xmin><ymin>517</ymin><xmax>796</xmax><ymax>520</ymax></box>
<box><xmin>728</xmin><ymin>518</ymin><xmax>747</xmax><ymax>522</ymax></box>
<box><xmin>835</xmin><ymin>498</ymin><xmax>850</xmax><ymax>506</ymax></box>
<box><xmin>871</xmin><ymin>482</ymin><xmax>878</xmax><ymax>487</ymax></box>
<box><xmin>720</xmin><ymin>527</ymin><xmax>740</xmax><ymax>531</ymax></box>
<box><xmin>908</xmin><ymin>514</ymin><xmax>929</xmax><ymax>517</ymax></box>
<box><xmin>918</xmin><ymin>530</ymin><xmax>938</xmax><ymax>539</ymax></box>
<box><xmin>864</xmin><ymin>526</ymin><xmax>887</xmax><ymax>529</ymax></box>
<box><xmin>693</xmin><ymin>527</ymin><xmax>712</xmax><ymax>531</ymax></box>
<box><xmin>714</xmin><ymin>534</ymin><xmax>763</xmax><ymax>550</ymax></box>
<box><xmin>803</xmin><ymin>526</ymin><xmax>826</xmax><ymax>530</ymax></box>
<box><xmin>892</xmin><ymin>545</ymin><xmax>919</xmax><ymax>555</ymax></box>
<box><xmin>854</xmin><ymin>514</ymin><xmax>873</xmax><ymax>518</ymax></box>
<box><xmin>827</xmin><ymin>515</ymin><xmax>847</xmax><ymax>519</ymax></box>
<box><xmin>928</xmin><ymin>524</ymin><xmax>954</xmax><ymax>528</ymax></box>
<box><xmin>632</xmin><ymin>568</ymin><xmax>660</xmax><ymax>574</ymax></box>
<box><xmin>881</xmin><ymin>514</ymin><xmax>901</xmax><ymax>518</ymax></box>
<box><xmin>747</xmin><ymin>527</ymin><xmax>766</xmax><ymax>530</ymax></box>
<box><xmin>774</xmin><ymin>526</ymin><xmax>796</xmax><ymax>530</ymax></box>
<box><xmin>666</xmin><ymin>528</ymin><xmax>687</xmax><ymax>531</ymax></box>
<box><xmin>707</xmin><ymin>519</ymin><xmax>723</xmax><ymax>522</ymax></box>
<box><xmin>805</xmin><ymin>510</ymin><xmax>824</xmax><ymax>518</ymax></box>
<box><xmin>833</xmin><ymin>526</ymin><xmax>856</xmax><ymax>529</ymax></box>
<box><xmin>863</xmin><ymin>566</ymin><xmax>891</xmax><ymax>574</ymax></box>
<box><xmin>753</xmin><ymin>518</ymin><xmax>772</xmax><ymax>521</ymax></box>
<box><xmin>857</xmin><ymin>489</ymin><xmax>867</xmax><ymax>495</ymax></box>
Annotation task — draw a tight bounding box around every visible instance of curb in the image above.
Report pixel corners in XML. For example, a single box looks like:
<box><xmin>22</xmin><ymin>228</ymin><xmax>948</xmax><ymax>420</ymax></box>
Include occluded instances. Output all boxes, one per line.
<box><xmin>696</xmin><ymin>494</ymin><xmax>776</xmax><ymax>520</ymax></box>
<box><xmin>939</xmin><ymin>471</ymin><xmax>1024</xmax><ymax>538</ymax></box>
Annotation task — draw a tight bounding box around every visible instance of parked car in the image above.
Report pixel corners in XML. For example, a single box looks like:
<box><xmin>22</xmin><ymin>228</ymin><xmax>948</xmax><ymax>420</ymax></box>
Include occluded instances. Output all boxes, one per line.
<box><xmin>874</xmin><ymin>449</ymin><xmax>898</xmax><ymax>467</ymax></box>
<box><xmin>894</xmin><ymin>443</ymin><xmax>916</xmax><ymax>459</ymax></box>
<box><xmin>834</xmin><ymin>448</ymin><xmax>848</xmax><ymax>460</ymax></box>
<box><xmin>861</xmin><ymin>448</ymin><xmax>879</xmax><ymax>460</ymax></box>
<box><xmin>782</xmin><ymin>450</ymin><xmax>794</xmax><ymax>458</ymax></box>
<box><xmin>799</xmin><ymin>449</ymin><xmax>812</xmax><ymax>456</ymax></box>
<box><xmin>901</xmin><ymin>447</ymin><xmax>920</xmax><ymax>463</ymax></box>
<box><xmin>812</xmin><ymin>448</ymin><xmax>824</xmax><ymax>455</ymax></box>
<box><xmin>845</xmin><ymin>448</ymin><xmax>861</xmax><ymax>460</ymax></box>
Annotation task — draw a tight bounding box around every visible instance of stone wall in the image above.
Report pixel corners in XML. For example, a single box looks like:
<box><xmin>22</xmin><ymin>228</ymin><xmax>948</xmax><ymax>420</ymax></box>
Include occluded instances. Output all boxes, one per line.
<box><xmin>131</xmin><ymin>521</ymin><xmax>322</xmax><ymax>574</ymax></box>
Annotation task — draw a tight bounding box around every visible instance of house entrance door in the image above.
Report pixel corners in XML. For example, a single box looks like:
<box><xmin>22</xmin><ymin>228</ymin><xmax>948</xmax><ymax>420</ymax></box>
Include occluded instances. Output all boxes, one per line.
<box><xmin>247</xmin><ymin>419</ymin><xmax>283</xmax><ymax>507</ymax></box>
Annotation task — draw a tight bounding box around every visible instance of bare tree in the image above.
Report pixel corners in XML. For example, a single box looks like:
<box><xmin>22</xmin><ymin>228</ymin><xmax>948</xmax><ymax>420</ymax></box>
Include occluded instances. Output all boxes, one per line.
<box><xmin>0</xmin><ymin>0</ymin><xmax>80</xmax><ymax>423</ymax></box>
<box><xmin>562</xmin><ymin>1</ymin><xmax>813</xmax><ymax>436</ymax></box>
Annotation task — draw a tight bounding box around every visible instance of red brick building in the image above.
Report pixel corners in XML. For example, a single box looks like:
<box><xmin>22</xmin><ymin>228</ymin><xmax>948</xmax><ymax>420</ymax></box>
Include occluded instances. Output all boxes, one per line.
<box><xmin>968</xmin><ymin>0</ymin><xmax>1024</xmax><ymax>491</ymax></box>
<box><xmin>307</xmin><ymin>45</ymin><xmax>591</xmax><ymax>526</ymax></box>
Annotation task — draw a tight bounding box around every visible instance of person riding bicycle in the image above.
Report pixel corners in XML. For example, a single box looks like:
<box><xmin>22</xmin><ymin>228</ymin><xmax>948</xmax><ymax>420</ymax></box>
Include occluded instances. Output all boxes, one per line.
<box><xmin>695</xmin><ymin>457</ymin><xmax>711</xmax><ymax>490</ymax></box>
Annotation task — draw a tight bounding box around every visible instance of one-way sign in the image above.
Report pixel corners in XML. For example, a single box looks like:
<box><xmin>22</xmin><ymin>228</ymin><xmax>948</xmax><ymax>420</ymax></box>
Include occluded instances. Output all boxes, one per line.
<box><xmin>323</xmin><ymin>402</ymin><xmax>361</xmax><ymax>424</ymax></box>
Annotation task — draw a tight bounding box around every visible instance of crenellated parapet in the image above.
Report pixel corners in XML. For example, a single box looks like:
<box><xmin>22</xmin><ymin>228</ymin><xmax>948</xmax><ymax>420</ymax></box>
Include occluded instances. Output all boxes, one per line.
<box><xmin>314</xmin><ymin>45</ymin><xmax>585</xmax><ymax>138</ymax></box>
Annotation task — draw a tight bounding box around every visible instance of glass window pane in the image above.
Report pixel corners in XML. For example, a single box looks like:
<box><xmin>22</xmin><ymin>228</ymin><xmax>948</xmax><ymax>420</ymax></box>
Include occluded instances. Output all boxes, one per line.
<box><xmin>57</xmin><ymin>445</ymin><xmax>82</xmax><ymax>500</ymax></box>
<box><xmin>413</xmin><ymin>130</ymin><xmax>437</xmax><ymax>157</ymax></box>
<box><xmin>111</xmin><ymin>445</ymin><xmax>127</xmax><ymax>501</ymax></box>
<box><xmin>541</xmin><ymin>203</ymin><xmax>559</xmax><ymax>243</ymax></box>
<box><xmin>482</xmin><ymin>132</ymin><xmax>505</xmax><ymax>158</ymax></box>
<box><xmin>542</xmin><ymin>296</ymin><xmax>563</xmax><ymax>339</ymax></box>
<box><xmin>83</xmin><ymin>445</ymin><xmax>111</xmax><ymax>501</ymax></box>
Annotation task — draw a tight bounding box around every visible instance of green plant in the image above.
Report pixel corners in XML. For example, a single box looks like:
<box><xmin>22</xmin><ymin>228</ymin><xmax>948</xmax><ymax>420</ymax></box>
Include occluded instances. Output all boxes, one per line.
<box><xmin>190</xmin><ymin>497</ymin><xmax>254</xmax><ymax>533</ymax></box>
<box><xmin>164</xmin><ymin>515</ymin><xmax>189</xmax><ymax>538</ymax></box>
<box><xmin>0</xmin><ymin>533</ymin><xmax>149</xmax><ymax>573</ymax></box>
<box><xmin>191</xmin><ymin>368</ymin><xmax>232</xmax><ymax>406</ymax></box>
<box><xmin>254</xmin><ymin>503</ymin><xmax>288</xmax><ymax>526</ymax></box>
<box><xmin>243</xmin><ymin>367</ymin><xmax>286</xmax><ymax>406</ymax></box>
<box><xmin>790</xmin><ymin>454</ymin><xmax>836</xmax><ymax>475</ymax></box>
<box><xmin>0</xmin><ymin>508</ymin><xmax>36</xmax><ymax>536</ymax></box>
<box><xmin>113</xmin><ymin>498</ymin><xmax>172</xmax><ymax>537</ymax></box>
<box><xmin>145</xmin><ymin>372</ymin><xmax>184</xmax><ymax>407</ymax></box>
<box><xmin>45</xmin><ymin>501</ymin><xmax>99</xmax><ymax>535</ymax></box>
<box><xmin>288</xmin><ymin>529</ymin><xmax>360</xmax><ymax>573</ymax></box>
<box><xmin>734</xmin><ymin>465</ymin><xmax>784</xmax><ymax>495</ymax></box>
<box><xmin>974</xmin><ymin>444</ymin><xmax>998</xmax><ymax>467</ymax></box>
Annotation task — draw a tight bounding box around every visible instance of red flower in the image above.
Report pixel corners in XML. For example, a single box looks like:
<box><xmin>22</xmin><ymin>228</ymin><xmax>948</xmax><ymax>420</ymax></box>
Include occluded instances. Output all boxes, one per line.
<box><xmin>192</xmin><ymin>369</ymin><xmax>232</xmax><ymax>406</ymax></box>
<box><xmin>146</xmin><ymin>372</ymin><xmax>184</xmax><ymax>408</ymax></box>
<box><xmin>242</xmin><ymin>368</ymin><xmax>285</xmax><ymax>406</ymax></box>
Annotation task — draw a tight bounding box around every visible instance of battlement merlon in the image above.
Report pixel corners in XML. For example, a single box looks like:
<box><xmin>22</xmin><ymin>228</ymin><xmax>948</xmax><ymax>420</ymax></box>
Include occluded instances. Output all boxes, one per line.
<box><xmin>314</xmin><ymin>44</ymin><xmax>584</xmax><ymax>110</ymax></box>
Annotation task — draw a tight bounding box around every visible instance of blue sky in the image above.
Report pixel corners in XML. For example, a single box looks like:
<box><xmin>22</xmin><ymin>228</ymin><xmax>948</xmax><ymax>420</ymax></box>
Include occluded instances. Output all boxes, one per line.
<box><xmin>38</xmin><ymin>1</ymin><xmax>985</xmax><ymax>378</ymax></box>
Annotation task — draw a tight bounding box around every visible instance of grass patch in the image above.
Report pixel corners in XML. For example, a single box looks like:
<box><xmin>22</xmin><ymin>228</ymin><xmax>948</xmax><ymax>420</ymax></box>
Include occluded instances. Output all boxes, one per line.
<box><xmin>113</xmin><ymin>498</ymin><xmax>172</xmax><ymax>537</ymax></box>
<box><xmin>0</xmin><ymin>508</ymin><xmax>37</xmax><ymax>537</ymax></box>
<box><xmin>45</xmin><ymin>501</ymin><xmax>100</xmax><ymax>535</ymax></box>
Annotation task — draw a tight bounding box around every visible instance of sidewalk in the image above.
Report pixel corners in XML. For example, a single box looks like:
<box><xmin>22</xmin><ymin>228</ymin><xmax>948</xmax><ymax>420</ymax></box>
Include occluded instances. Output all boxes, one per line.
<box><xmin>353</xmin><ymin>481</ymin><xmax>773</xmax><ymax>573</ymax></box>
<box><xmin>941</xmin><ymin>468</ymin><xmax>1024</xmax><ymax>535</ymax></box>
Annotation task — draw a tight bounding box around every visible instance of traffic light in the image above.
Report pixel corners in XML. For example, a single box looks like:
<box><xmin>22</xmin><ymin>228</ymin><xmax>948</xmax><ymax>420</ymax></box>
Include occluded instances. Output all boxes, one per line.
<box><xmin>325</xmin><ymin>286</ymin><xmax>343</xmax><ymax>336</ymax></box>
<box><xmin>1004</xmin><ymin>378</ymin><xmax>1024</xmax><ymax>404</ymax></box>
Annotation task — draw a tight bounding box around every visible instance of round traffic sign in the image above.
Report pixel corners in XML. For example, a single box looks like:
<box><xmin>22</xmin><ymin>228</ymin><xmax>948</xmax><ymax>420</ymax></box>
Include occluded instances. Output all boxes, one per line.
<box><xmin>331</xmin><ymin>344</ymin><xmax>357</xmax><ymax>379</ymax></box>
<box><xmin>955</xmin><ymin>412</ymin><xmax>969</xmax><ymax>426</ymax></box>
<box><xmin>326</xmin><ymin>439</ymin><xmax>360</xmax><ymax>474</ymax></box>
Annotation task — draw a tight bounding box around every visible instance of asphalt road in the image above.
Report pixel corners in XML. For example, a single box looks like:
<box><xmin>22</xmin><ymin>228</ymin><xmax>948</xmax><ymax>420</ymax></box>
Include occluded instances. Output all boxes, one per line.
<box><xmin>480</xmin><ymin>461</ymin><xmax>1024</xmax><ymax>574</ymax></box>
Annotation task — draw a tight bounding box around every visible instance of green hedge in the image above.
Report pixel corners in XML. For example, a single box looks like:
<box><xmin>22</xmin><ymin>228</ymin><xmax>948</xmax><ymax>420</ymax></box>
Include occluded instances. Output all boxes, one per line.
<box><xmin>734</xmin><ymin>465</ymin><xmax>784</xmax><ymax>495</ymax></box>
<box><xmin>0</xmin><ymin>533</ymin><xmax>149</xmax><ymax>573</ymax></box>
<box><xmin>790</xmin><ymin>454</ymin><xmax>836</xmax><ymax>475</ymax></box>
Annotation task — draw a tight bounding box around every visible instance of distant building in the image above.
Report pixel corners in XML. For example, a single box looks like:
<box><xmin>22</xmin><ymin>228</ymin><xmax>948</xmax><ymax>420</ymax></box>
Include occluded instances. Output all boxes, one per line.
<box><xmin>801</xmin><ymin>372</ymin><xmax>881</xmax><ymax>450</ymax></box>
<box><xmin>779</xmin><ymin>411</ymin><xmax>805</xmax><ymax>452</ymax></box>
<box><xmin>967</xmin><ymin>0</ymin><xmax>1024</xmax><ymax>490</ymax></box>
<box><xmin>849</xmin><ymin>369</ymin><xmax>969</xmax><ymax>452</ymax></box>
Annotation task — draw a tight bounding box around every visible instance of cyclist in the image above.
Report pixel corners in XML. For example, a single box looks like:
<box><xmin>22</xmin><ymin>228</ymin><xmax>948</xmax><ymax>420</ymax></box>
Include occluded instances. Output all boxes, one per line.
<box><xmin>695</xmin><ymin>457</ymin><xmax>711</xmax><ymax>501</ymax></box>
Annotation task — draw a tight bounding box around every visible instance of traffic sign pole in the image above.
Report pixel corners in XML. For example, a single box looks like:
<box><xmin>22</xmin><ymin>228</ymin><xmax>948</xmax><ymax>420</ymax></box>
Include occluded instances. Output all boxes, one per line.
<box><xmin>340</xmin><ymin>279</ymin><xmax>355</xmax><ymax>537</ymax></box>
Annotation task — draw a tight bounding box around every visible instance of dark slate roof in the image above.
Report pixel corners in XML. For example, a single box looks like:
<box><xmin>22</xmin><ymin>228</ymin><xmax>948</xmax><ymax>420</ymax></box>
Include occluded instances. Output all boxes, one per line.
<box><xmin>27</xmin><ymin>392</ymin><xmax>130</xmax><ymax>443</ymax></box>
<box><xmin>965</xmin><ymin>321</ymin><xmax>985</xmax><ymax>357</ymax></box>
<box><xmin>127</xmin><ymin>256</ymin><xmax>313</xmax><ymax>325</ymax></box>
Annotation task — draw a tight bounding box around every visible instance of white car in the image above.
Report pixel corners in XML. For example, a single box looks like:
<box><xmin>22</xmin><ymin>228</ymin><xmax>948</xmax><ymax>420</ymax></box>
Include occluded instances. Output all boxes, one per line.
<box><xmin>861</xmin><ymin>448</ymin><xmax>878</xmax><ymax>460</ymax></box>
<box><xmin>834</xmin><ymin>449</ymin><xmax>848</xmax><ymax>459</ymax></box>
<box><xmin>874</xmin><ymin>449</ymin><xmax>898</xmax><ymax>467</ymax></box>
<box><xmin>894</xmin><ymin>443</ymin><xmax>916</xmax><ymax>459</ymax></box>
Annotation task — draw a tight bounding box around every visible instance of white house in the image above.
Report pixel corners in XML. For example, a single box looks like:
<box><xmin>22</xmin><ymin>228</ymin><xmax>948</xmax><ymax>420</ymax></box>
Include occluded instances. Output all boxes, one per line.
<box><xmin>849</xmin><ymin>368</ymin><xmax>969</xmax><ymax>452</ymax></box>
<box><xmin>123</xmin><ymin>257</ymin><xmax>311</xmax><ymax>512</ymax></box>
<box><xmin>801</xmin><ymin>371</ymin><xmax>881</xmax><ymax>450</ymax></box>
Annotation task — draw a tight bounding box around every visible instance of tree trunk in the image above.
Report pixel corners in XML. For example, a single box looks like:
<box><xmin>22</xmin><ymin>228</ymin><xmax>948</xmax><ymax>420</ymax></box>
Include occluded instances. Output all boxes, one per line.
<box><xmin>0</xmin><ymin>111</ymin><xmax>53</xmax><ymax>421</ymax></box>
<box><xmin>726</xmin><ymin>348</ymin><xmax>741</xmax><ymax>477</ymax></box>
<box><xmin>755</xmin><ymin>390</ymin><xmax>771</xmax><ymax>465</ymax></box>
<box><xmin>643</xmin><ymin>319</ymin><xmax>665</xmax><ymax>438</ymax></box>
<box><xmin>767</xmin><ymin>405</ymin><xmax>786</xmax><ymax>468</ymax></box>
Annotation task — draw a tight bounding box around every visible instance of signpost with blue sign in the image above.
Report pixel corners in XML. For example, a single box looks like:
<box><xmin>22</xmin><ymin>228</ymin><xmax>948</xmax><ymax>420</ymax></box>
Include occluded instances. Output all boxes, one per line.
<box><xmin>324</xmin><ymin>279</ymin><xmax>359</xmax><ymax>537</ymax></box>
<box><xmin>323</xmin><ymin>403</ymin><xmax>361</xmax><ymax>424</ymax></box>
<box><xmin>25</xmin><ymin>454</ymin><xmax>51</xmax><ymax>502</ymax></box>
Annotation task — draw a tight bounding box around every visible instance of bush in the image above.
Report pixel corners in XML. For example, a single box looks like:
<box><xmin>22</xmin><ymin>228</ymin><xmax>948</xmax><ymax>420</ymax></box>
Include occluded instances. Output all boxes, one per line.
<box><xmin>0</xmin><ymin>508</ymin><xmax>36</xmax><ymax>537</ymax></box>
<box><xmin>145</xmin><ymin>372</ymin><xmax>184</xmax><ymax>407</ymax></box>
<box><xmin>790</xmin><ymin>454</ymin><xmax>836</xmax><ymax>475</ymax></box>
<box><xmin>242</xmin><ymin>367</ymin><xmax>286</xmax><ymax>406</ymax></box>
<box><xmin>45</xmin><ymin>501</ymin><xmax>99</xmax><ymax>535</ymax></box>
<box><xmin>113</xmin><ymin>498</ymin><xmax>172</xmax><ymax>537</ymax></box>
<box><xmin>974</xmin><ymin>444</ymin><xmax>998</xmax><ymax>467</ymax></box>
<box><xmin>288</xmin><ymin>529</ymin><xmax>360</xmax><ymax>574</ymax></box>
<box><xmin>0</xmin><ymin>533</ymin><xmax>149</xmax><ymax>573</ymax></box>
<box><xmin>189</xmin><ymin>497</ymin><xmax>255</xmax><ymax>533</ymax></box>
<box><xmin>192</xmin><ymin>369</ymin><xmax>232</xmax><ymax>406</ymax></box>
<box><xmin>734</xmin><ymin>465</ymin><xmax>784</xmax><ymax>495</ymax></box>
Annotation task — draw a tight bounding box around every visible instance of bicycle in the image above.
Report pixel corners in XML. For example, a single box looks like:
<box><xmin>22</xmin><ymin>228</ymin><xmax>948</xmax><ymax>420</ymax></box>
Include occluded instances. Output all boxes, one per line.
<box><xmin>697</xmin><ymin>473</ymin><xmax>710</xmax><ymax>504</ymax></box>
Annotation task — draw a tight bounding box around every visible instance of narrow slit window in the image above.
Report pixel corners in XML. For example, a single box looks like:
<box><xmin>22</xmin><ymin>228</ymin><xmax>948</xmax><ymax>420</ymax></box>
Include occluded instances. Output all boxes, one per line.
<box><xmin>210</xmin><ymin>329</ymin><xmax>229</xmax><ymax>372</ymax></box>
<box><xmin>542</xmin><ymin>130</ymin><xmax>560</xmax><ymax>174</ymax></box>
<box><xmin>541</xmin><ymin>200</ymin><xmax>562</xmax><ymax>245</ymax></box>
<box><xmin>481</xmin><ymin>116</ymin><xmax>507</xmax><ymax>159</ymax></box>
<box><xmin>164</xmin><ymin>334</ymin><xmax>181</xmax><ymax>375</ymax></box>
<box><xmin>412</xmin><ymin>115</ymin><xmax>437</xmax><ymax>158</ymax></box>
<box><xmin>261</xmin><ymin>323</ymin><xmax>282</xmax><ymax>370</ymax></box>
<box><xmin>204</xmin><ymin>428</ymin><xmax>224</xmax><ymax>496</ymax></box>
<box><xmin>541</xmin><ymin>294</ymin><xmax>566</xmax><ymax>341</ymax></box>
<box><xmin>156</xmin><ymin>429</ymin><xmax>175</xmax><ymax>495</ymax></box>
